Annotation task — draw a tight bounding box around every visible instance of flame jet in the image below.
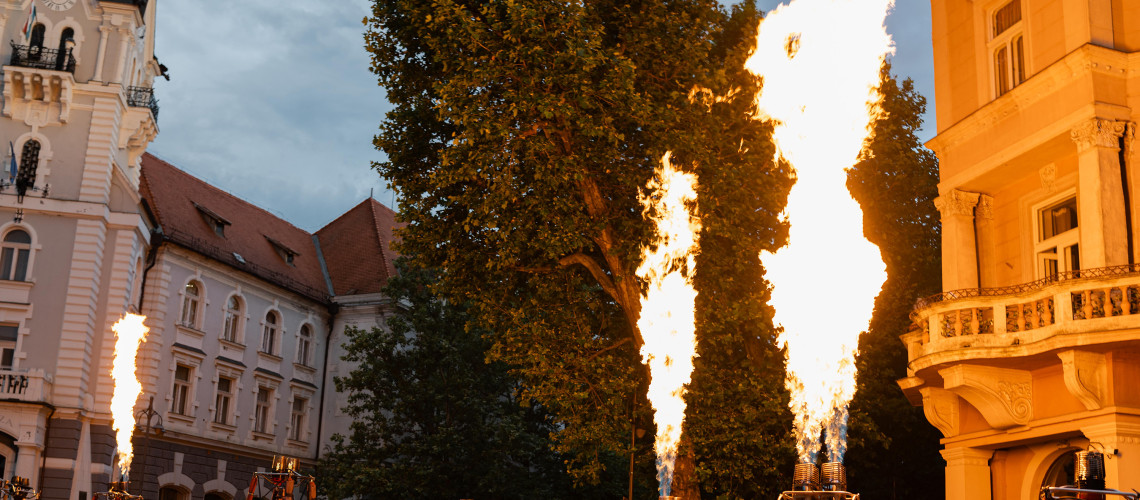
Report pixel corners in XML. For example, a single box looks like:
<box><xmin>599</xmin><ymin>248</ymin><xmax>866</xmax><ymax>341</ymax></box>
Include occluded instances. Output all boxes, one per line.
<box><xmin>744</xmin><ymin>0</ymin><xmax>893</xmax><ymax>463</ymax></box>
<box><xmin>110</xmin><ymin>313</ymin><xmax>149</xmax><ymax>479</ymax></box>
<box><xmin>636</xmin><ymin>152</ymin><xmax>701</xmax><ymax>496</ymax></box>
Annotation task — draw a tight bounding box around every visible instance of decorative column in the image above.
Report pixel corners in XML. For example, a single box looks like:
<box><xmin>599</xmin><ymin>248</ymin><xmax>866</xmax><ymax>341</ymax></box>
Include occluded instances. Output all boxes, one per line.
<box><xmin>976</xmin><ymin>194</ymin><xmax>996</xmax><ymax>287</ymax></box>
<box><xmin>935</xmin><ymin>189</ymin><xmax>981</xmax><ymax>291</ymax></box>
<box><xmin>1081</xmin><ymin>418</ymin><xmax>1140</xmax><ymax>493</ymax></box>
<box><xmin>1071</xmin><ymin>118</ymin><xmax>1129</xmax><ymax>268</ymax></box>
<box><xmin>92</xmin><ymin>25</ymin><xmax>112</xmax><ymax>82</ymax></box>
<box><xmin>941</xmin><ymin>447</ymin><xmax>993</xmax><ymax>500</ymax></box>
<box><xmin>1123</xmin><ymin>123</ymin><xmax>1140</xmax><ymax>265</ymax></box>
<box><xmin>113</xmin><ymin>28</ymin><xmax>131</xmax><ymax>85</ymax></box>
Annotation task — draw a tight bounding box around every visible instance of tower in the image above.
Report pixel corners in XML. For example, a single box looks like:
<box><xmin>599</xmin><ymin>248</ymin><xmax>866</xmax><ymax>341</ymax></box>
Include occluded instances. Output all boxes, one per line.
<box><xmin>0</xmin><ymin>0</ymin><xmax>160</xmax><ymax>497</ymax></box>
<box><xmin>902</xmin><ymin>1</ymin><xmax>1140</xmax><ymax>499</ymax></box>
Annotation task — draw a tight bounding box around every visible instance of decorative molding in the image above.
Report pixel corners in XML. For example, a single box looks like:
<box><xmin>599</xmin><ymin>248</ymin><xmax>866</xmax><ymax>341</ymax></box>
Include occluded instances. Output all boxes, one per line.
<box><xmin>1071</xmin><ymin>118</ymin><xmax>1127</xmax><ymax>152</ymax></box>
<box><xmin>1039</xmin><ymin>164</ymin><xmax>1057</xmax><ymax>193</ymax></box>
<box><xmin>1058</xmin><ymin>350</ymin><xmax>1107</xmax><ymax>410</ymax></box>
<box><xmin>920</xmin><ymin>387</ymin><xmax>960</xmax><ymax>438</ymax></box>
<box><xmin>940</xmin><ymin>364</ymin><xmax>1033</xmax><ymax>429</ymax></box>
<box><xmin>976</xmin><ymin>194</ymin><xmax>994</xmax><ymax>221</ymax></box>
<box><xmin>934</xmin><ymin>189</ymin><xmax>981</xmax><ymax>217</ymax></box>
<box><xmin>939</xmin><ymin>447</ymin><xmax>994</xmax><ymax>467</ymax></box>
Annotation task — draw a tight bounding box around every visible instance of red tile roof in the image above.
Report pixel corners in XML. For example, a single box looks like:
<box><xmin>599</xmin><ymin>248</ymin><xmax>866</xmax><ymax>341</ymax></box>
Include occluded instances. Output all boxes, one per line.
<box><xmin>315</xmin><ymin>197</ymin><xmax>402</xmax><ymax>296</ymax></box>
<box><xmin>140</xmin><ymin>153</ymin><xmax>333</xmax><ymax>302</ymax></box>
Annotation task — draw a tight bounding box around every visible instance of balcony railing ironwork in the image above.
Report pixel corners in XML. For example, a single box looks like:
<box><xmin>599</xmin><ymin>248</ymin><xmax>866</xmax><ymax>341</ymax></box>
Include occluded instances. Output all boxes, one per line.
<box><xmin>101</xmin><ymin>0</ymin><xmax>148</xmax><ymax>13</ymax></box>
<box><xmin>0</xmin><ymin>368</ymin><xmax>50</xmax><ymax>402</ymax></box>
<box><xmin>914</xmin><ymin>263</ymin><xmax>1140</xmax><ymax>311</ymax></box>
<box><xmin>9</xmin><ymin>42</ymin><xmax>76</xmax><ymax>73</ymax></box>
<box><xmin>127</xmin><ymin>86</ymin><xmax>159</xmax><ymax>120</ymax></box>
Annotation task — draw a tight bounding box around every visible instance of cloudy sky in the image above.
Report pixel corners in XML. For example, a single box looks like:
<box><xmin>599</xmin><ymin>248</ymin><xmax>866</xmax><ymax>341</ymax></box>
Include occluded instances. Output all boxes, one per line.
<box><xmin>148</xmin><ymin>0</ymin><xmax>934</xmax><ymax>233</ymax></box>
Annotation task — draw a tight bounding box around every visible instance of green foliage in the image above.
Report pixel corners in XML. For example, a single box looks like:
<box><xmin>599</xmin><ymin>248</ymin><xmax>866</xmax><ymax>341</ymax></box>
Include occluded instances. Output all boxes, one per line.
<box><xmin>318</xmin><ymin>261</ymin><xmax>576</xmax><ymax>499</ymax></box>
<box><xmin>844</xmin><ymin>64</ymin><xmax>945</xmax><ymax>499</ymax></box>
<box><xmin>365</xmin><ymin>0</ymin><xmax>794</xmax><ymax>493</ymax></box>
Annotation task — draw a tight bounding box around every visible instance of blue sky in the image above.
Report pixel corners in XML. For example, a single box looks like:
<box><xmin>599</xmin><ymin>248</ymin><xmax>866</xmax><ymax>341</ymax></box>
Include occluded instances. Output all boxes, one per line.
<box><xmin>147</xmin><ymin>0</ymin><xmax>934</xmax><ymax>232</ymax></box>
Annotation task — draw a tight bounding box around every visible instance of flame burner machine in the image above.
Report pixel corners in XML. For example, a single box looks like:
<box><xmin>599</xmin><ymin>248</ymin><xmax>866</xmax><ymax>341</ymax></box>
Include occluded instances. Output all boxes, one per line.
<box><xmin>93</xmin><ymin>481</ymin><xmax>142</xmax><ymax>500</ymax></box>
<box><xmin>1</xmin><ymin>476</ymin><xmax>41</xmax><ymax>500</ymax></box>
<box><xmin>246</xmin><ymin>455</ymin><xmax>317</xmax><ymax>500</ymax></box>
<box><xmin>776</xmin><ymin>462</ymin><xmax>860</xmax><ymax>500</ymax></box>
<box><xmin>1040</xmin><ymin>450</ymin><xmax>1139</xmax><ymax>500</ymax></box>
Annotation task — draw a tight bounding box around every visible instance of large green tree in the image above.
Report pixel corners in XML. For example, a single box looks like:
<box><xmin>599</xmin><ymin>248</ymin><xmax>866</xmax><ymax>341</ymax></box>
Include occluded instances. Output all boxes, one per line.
<box><xmin>318</xmin><ymin>261</ymin><xmax>580</xmax><ymax>499</ymax></box>
<box><xmin>844</xmin><ymin>65</ymin><xmax>944</xmax><ymax>499</ymax></box>
<box><xmin>366</xmin><ymin>0</ymin><xmax>792</xmax><ymax>495</ymax></box>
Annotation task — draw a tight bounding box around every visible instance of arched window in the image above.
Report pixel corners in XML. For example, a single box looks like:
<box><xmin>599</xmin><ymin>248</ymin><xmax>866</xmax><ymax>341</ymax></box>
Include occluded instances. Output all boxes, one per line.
<box><xmin>58</xmin><ymin>28</ymin><xmax>73</xmax><ymax>50</ymax></box>
<box><xmin>0</xmin><ymin>229</ymin><xmax>32</xmax><ymax>281</ymax></box>
<box><xmin>180</xmin><ymin>281</ymin><xmax>202</xmax><ymax>328</ymax></box>
<box><xmin>29</xmin><ymin>24</ymin><xmax>45</xmax><ymax>50</ymax></box>
<box><xmin>222</xmin><ymin>295</ymin><xmax>243</xmax><ymax>343</ymax></box>
<box><xmin>16</xmin><ymin>140</ymin><xmax>39</xmax><ymax>196</ymax></box>
<box><xmin>261</xmin><ymin>311</ymin><xmax>279</xmax><ymax>355</ymax></box>
<box><xmin>1041</xmin><ymin>451</ymin><xmax>1075</xmax><ymax>489</ymax></box>
<box><xmin>296</xmin><ymin>324</ymin><xmax>311</xmax><ymax>366</ymax></box>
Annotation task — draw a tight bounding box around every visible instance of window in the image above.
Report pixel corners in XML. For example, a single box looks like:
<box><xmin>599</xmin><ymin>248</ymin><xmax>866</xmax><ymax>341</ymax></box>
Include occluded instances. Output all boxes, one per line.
<box><xmin>296</xmin><ymin>324</ymin><xmax>311</xmax><ymax>366</ymax></box>
<box><xmin>991</xmin><ymin>0</ymin><xmax>1025</xmax><ymax>97</ymax></box>
<box><xmin>0</xmin><ymin>324</ymin><xmax>17</xmax><ymax>370</ymax></box>
<box><xmin>214</xmin><ymin>376</ymin><xmax>234</xmax><ymax>425</ymax></box>
<box><xmin>1037</xmin><ymin>197</ymin><xmax>1079</xmax><ymax>279</ymax></box>
<box><xmin>222</xmin><ymin>295</ymin><xmax>243</xmax><ymax>343</ymax></box>
<box><xmin>254</xmin><ymin>386</ymin><xmax>272</xmax><ymax>434</ymax></box>
<box><xmin>289</xmin><ymin>397</ymin><xmax>307</xmax><ymax>442</ymax></box>
<box><xmin>170</xmin><ymin>364</ymin><xmax>192</xmax><ymax>415</ymax></box>
<box><xmin>193</xmin><ymin>203</ymin><xmax>230</xmax><ymax>237</ymax></box>
<box><xmin>16</xmin><ymin>140</ymin><xmax>39</xmax><ymax>196</ymax></box>
<box><xmin>261</xmin><ymin>311</ymin><xmax>279</xmax><ymax>355</ymax></box>
<box><xmin>29</xmin><ymin>24</ymin><xmax>45</xmax><ymax>50</ymax></box>
<box><xmin>58</xmin><ymin>28</ymin><xmax>73</xmax><ymax>50</ymax></box>
<box><xmin>180</xmin><ymin>281</ymin><xmax>202</xmax><ymax>328</ymax></box>
<box><xmin>0</xmin><ymin>230</ymin><xmax>31</xmax><ymax>281</ymax></box>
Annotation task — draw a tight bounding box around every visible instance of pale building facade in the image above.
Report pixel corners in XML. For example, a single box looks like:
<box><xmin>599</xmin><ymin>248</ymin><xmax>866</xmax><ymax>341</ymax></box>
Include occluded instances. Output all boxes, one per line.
<box><xmin>902</xmin><ymin>1</ymin><xmax>1140</xmax><ymax>499</ymax></box>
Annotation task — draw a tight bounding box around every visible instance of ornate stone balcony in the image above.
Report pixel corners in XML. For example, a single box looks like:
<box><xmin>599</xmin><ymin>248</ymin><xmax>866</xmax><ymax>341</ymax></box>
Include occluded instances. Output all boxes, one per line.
<box><xmin>0</xmin><ymin>368</ymin><xmax>51</xmax><ymax>403</ymax></box>
<box><xmin>2</xmin><ymin>64</ymin><xmax>75</xmax><ymax>126</ymax></box>
<box><xmin>905</xmin><ymin>265</ymin><xmax>1140</xmax><ymax>374</ymax></box>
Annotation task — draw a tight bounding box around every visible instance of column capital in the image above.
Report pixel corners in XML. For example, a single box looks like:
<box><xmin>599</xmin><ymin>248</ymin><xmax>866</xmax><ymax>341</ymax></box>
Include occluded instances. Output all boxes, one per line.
<box><xmin>934</xmin><ymin>189</ymin><xmax>981</xmax><ymax>217</ymax></box>
<box><xmin>940</xmin><ymin>446</ymin><xmax>994</xmax><ymax>466</ymax></box>
<box><xmin>976</xmin><ymin>194</ymin><xmax>994</xmax><ymax>221</ymax></box>
<box><xmin>1071</xmin><ymin>118</ymin><xmax>1127</xmax><ymax>152</ymax></box>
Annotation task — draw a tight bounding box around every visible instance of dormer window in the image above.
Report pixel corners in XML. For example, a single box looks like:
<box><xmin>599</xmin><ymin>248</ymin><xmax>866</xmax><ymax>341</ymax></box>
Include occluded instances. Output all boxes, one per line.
<box><xmin>193</xmin><ymin>202</ymin><xmax>230</xmax><ymax>237</ymax></box>
<box><xmin>265</xmin><ymin>236</ymin><xmax>298</xmax><ymax>266</ymax></box>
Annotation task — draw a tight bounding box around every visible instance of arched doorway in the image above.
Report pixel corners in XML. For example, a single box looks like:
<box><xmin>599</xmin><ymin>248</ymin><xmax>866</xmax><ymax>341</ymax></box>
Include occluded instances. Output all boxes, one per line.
<box><xmin>0</xmin><ymin>430</ymin><xmax>17</xmax><ymax>479</ymax></box>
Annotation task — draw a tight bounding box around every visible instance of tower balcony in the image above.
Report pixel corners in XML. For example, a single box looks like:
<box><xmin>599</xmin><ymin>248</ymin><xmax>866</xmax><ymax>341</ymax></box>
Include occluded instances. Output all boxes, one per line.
<box><xmin>905</xmin><ymin>265</ymin><xmax>1140</xmax><ymax>375</ymax></box>
<box><xmin>101</xmin><ymin>0</ymin><xmax>148</xmax><ymax>13</ymax></box>
<box><xmin>0</xmin><ymin>368</ymin><xmax>51</xmax><ymax>403</ymax></box>
<box><xmin>2</xmin><ymin>63</ymin><xmax>75</xmax><ymax>125</ymax></box>
<box><xmin>9</xmin><ymin>43</ymin><xmax>75</xmax><ymax>74</ymax></box>
<box><xmin>126</xmin><ymin>86</ymin><xmax>159</xmax><ymax>120</ymax></box>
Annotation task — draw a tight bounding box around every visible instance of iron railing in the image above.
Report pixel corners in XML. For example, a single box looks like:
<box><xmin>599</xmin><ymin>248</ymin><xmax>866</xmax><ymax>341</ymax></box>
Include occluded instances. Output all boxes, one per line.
<box><xmin>127</xmin><ymin>86</ymin><xmax>159</xmax><ymax>120</ymax></box>
<box><xmin>9</xmin><ymin>42</ymin><xmax>76</xmax><ymax>73</ymax></box>
<box><xmin>914</xmin><ymin>263</ymin><xmax>1140</xmax><ymax>310</ymax></box>
<box><xmin>163</xmin><ymin>228</ymin><xmax>330</xmax><ymax>303</ymax></box>
<box><xmin>101</xmin><ymin>0</ymin><xmax>148</xmax><ymax>13</ymax></box>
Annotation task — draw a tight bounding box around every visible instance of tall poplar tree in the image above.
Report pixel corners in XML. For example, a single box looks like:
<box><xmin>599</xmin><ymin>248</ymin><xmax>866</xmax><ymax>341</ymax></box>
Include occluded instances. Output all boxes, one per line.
<box><xmin>844</xmin><ymin>65</ymin><xmax>945</xmax><ymax>499</ymax></box>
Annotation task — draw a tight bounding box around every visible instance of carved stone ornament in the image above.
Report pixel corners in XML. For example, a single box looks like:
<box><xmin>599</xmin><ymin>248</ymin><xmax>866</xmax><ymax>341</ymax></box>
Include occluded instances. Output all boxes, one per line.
<box><xmin>934</xmin><ymin>189</ymin><xmax>981</xmax><ymax>217</ymax></box>
<box><xmin>1071</xmin><ymin>118</ymin><xmax>1127</xmax><ymax>152</ymax></box>
<box><xmin>920</xmin><ymin>387</ymin><xmax>960</xmax><ymax>438</ymax></box>
<box><xmin>1058</xmin><ymin>350</ymin><xmax>1107</xmax><ymax>411</ymax></box>
<box><xmin>940</xmin><ymin>364</ymin><xmax>1033</xmax><ymax>429</ymax></box>
<box><xmin>976</xmin><ymin>194</ymin><xmax>994</xmax><ymax>221</ymax></box>
<box><xmin>1040</xmin><ymin>164</ymin><xmax>1057</xmax><ymax>193</ymax></box>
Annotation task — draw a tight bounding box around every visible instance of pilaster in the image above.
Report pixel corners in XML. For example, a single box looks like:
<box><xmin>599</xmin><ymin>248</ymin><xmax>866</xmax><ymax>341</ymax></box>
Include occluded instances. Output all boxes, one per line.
<box><xmin>941</xmin><ymin>447</ymin><xmax>994</xmax><ymax>500</ymax></box>
<box><xmin>935</xmin><ymin>189</ymin><xmax>981</xmax><ymax>291</ymax></box>
<box><xmin>976</xmin><ymin>194</ymin><xmax>996</xmax><ymax>287</ymax></box>
<box><xmin>1071</xmin><ymin>118</ymin><xmax>1129</xmax><ymax>268</ymax></box>
<box><xmin>53</xmin><ymin>219</ymin><xmax>108</xmax><ymax>407</ymax></box>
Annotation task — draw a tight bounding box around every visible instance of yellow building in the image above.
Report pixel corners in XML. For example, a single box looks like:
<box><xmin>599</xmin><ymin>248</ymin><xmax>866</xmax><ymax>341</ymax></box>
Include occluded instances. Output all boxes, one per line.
<box><xmin>901</xmin><ymin>0</ymin><xmax>1140</xmax><ymax>499</ymax></box>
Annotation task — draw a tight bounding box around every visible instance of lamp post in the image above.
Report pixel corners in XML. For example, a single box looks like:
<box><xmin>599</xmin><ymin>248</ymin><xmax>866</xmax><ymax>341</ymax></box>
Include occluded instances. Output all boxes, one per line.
<box><xmin>132</xmin><ymin>396</ymin><xmax>163</xmax><ymax>496</ymax></box>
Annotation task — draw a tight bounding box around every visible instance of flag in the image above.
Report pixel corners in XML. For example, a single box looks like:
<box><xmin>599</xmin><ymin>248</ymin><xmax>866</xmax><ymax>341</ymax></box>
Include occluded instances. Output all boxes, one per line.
<box><xmin>21</xmin><ymin>4</ymin><xmax>36</xmax><ymax>42</ymax></box>
<box><xmin>8</xmin><ymin>142</ymin><xmax>16</xmax><ymax>183</ymax></box>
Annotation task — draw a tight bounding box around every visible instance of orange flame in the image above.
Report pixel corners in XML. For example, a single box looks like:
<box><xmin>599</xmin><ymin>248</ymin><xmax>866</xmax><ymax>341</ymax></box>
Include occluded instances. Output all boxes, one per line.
<box><xmin>636</xmin><ymin>152</ymin><xmax>700</xmax><ymax>496</ymax></box>
<box><xmin>745</xmin><ymin>0</ymin><xmax>893</xmax><ymax>463</ymax></box>
<box><xmin>110</xmin><ymin>313</ymin><xmax>149</xmax><ymax>478</ymax></box>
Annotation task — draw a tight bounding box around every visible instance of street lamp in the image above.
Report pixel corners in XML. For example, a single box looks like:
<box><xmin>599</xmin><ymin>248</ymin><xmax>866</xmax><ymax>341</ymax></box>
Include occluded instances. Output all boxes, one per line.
<box><xmin>132</xmin><ymin>396</ymin><xmax>163</xmax><ymax>496</ymax></box>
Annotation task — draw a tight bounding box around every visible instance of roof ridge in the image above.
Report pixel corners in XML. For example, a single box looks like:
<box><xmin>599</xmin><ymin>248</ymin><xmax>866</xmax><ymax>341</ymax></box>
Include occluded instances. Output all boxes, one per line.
<box><xmin>366</xmin><ymin>198</ymin><xmax>392</xmax><ymax>283</ymax></box>
<box><xmin>143</xmin><ymin>152</ymin><xmax>314</xmax><ymax>237</ymax></box>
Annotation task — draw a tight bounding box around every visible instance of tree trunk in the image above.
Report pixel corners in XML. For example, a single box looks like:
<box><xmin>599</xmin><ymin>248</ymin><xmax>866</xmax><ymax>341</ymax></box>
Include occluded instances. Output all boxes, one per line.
<box><xmin>670</xmin><ymin>446</ymin><xmax>701</xmax><ymax>500</ymax></box>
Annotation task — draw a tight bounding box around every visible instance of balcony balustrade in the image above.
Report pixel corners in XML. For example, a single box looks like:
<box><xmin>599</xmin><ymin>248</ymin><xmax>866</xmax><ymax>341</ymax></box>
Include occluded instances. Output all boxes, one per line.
<box><xmin>101</xmin><ymin>0</ymin><xmax>148</xmax><ymax>12</ymax></box>
<box><xmin>908</xmin><ymin>264</ymin><xmax>1140</xmax><ymax>367</ymax></box>
<box><xmin>0</xmin><ymin>368</ymin><xmax>50</xmax><ymax>403</ymax></box>
<box><xmin>9</xmin><ymin>42</ymin><xmax>76</xmax><ymax>74</ymax></box>
<box><xmin>127</xmin><ymin>86</ymin><xmax>159</xmax><ymax>120</ymax></box>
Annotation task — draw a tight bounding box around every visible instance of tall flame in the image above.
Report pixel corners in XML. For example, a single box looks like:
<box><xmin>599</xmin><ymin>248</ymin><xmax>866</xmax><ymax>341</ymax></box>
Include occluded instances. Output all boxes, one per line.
<box><xmin>636</xmin><ymin>152</ymin><xmax>701</xmax><ymax>496</ymax></box>
<box><xmin>745</xmin><ymin>0</ymin><xmax>893</xmax><ymax>463</ymax></box>
<box><xmin>110</xmin><ymin>313</ymin><xmax>149</xmax><ymax>478</ymax></box>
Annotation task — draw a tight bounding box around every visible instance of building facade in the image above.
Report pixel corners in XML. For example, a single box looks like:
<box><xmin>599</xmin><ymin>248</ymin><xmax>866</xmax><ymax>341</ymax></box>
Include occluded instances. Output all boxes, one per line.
<box><xmin>0</xmin><ymin>1</ymin><xmax>401</xmax><ymax>499</ymax></box>
<box><xmin>902</xmin><ymin>1</ymin><xmax>1140</xmax><ymax>499</ymax></box>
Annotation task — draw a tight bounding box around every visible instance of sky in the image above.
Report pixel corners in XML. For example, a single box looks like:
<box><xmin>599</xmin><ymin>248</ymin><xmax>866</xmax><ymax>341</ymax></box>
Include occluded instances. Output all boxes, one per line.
<box><xmin>148</xmin><ymin>0</ymin><xmax>934</xmax><ymax>233</ymax></box>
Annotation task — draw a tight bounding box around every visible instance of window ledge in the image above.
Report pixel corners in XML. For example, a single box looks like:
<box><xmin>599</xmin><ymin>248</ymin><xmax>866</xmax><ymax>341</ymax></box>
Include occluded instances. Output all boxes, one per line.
<box><xmin>251</xmin><ymin>430</ymin><xmax>274</xmax><ymax>441</ymax></box>
<box><xmin>285</xmin><ymin>438</ymin><xmax>308</xmax><ymax>448</ymax></box>
<box><xmin>219</xmin><ymin>338</ymin><xmax>245</xmax><ymax>350</ymax></box>
<box><xmin>257</xmin><ymin>351</ymin><xmax>282</xmax><ymax>363</ymax></box>
<box><xmin>292</xmin><ymin>362</ymin><xmax>315</xmax><ymax>374</ymax></box>
<box><xmin>176</xmin><ymin>323</ymin><xmax>205</xmax><ymax>338</ymax></box>
<box><xmin>210</xmin><ymin>421</ymin><xmax>236</xmax><ymax>433</ymax></box>
<box><xmin>167</xmin><ymin>412</ymin><xmax>194</xmax><ymax>425</ymax></box>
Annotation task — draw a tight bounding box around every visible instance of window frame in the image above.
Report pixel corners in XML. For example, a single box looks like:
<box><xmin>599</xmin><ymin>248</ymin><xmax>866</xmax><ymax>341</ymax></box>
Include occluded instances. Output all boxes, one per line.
<box><xmin>260</xmin><ymin>310</ymin><xmax>281</xmax><ymax>357</ymax></box>
<box><xmin>170</xmin><ymin>363</ymin><xmax>193</xmax><ymax>416</ymax></box>
<box><xmin>212</xmin><ymin>374</ymin><xmax>237</xmax><ymax>427</ymax></box>
<box><xmin>296</xmin><ymin>323</ymin><xmax>312</xmax><ymax>367</ymax></box>
<box><xmin>0</xmin><ymin>323</ymin><xmax>18</xmax><ymax>370</ymax></box>
<box><xmin>288</xmin><ymin>395</ymin><xmax>309</xmax><ymax>443</ymax></box>
<box><xmin>0</xmin><ymin>228</ymin><xmax>33</xmax><ymax>282</ymax></box>
<box><xmin>253</xmin><ymin>385</ymin><xmax>273</xmax><ymax>435</ymax></box>
<box><xmin>179</xmin><ymin>279</ymin><xmax>204</xmax><ymax>330</ymax></box>
<box><xmin>222</xmin><ymin>294</ymin><xmax>245</xmax><ymax>345</ymax></box>
<box><xmin>988</xmin><ymin>0</ymin><xmax>1027</xmax><ymax>98</ymax></box>
<box><xmin>1033</xmin><ymin>191</ymin><xmax>1080</xmax><ymax>279</ymax></box>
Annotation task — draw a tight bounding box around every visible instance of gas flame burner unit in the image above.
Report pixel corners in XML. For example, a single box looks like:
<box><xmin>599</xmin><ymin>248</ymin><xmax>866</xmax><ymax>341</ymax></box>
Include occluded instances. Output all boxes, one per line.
<box><xmin>777</xmin><ymin>462</ymin><xmax>859</xmax><ymax>500</ymax></box>
<box><xmin>1040</xmin><ymin>450</ymin><xmax>1139</xmax><ymax>500</ymax></box>
<box><xmin>93</xmin><ymin>481</ymin><xmax>143</xmax><ymax>500</ymax></box>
